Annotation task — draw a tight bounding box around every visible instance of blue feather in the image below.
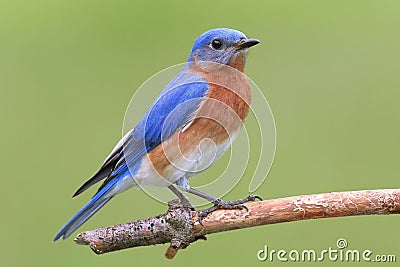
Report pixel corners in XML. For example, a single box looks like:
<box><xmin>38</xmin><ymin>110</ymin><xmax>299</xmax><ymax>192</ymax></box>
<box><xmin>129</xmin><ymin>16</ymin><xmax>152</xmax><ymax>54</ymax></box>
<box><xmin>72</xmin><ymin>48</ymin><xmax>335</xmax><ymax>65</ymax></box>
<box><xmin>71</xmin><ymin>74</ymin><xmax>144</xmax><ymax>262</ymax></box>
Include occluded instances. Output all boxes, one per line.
<box><xmin>105</xmin><ymin>70</ymin><xmax>208</xmax><ymax>181</ymax></box>
<box><xmin>53</xmin><ymin>177</ymin><xmax>120</xmax><ymax>240</ymax></box>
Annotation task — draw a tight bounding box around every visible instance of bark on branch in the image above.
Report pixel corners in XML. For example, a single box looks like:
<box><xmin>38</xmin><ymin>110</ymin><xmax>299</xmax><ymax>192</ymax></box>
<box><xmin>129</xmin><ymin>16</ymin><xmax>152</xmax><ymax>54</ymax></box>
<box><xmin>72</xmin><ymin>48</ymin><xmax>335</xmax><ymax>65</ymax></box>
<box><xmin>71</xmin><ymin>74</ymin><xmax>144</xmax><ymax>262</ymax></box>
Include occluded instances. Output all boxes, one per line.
<box><xmin>74</xmin><ymin>189</ymin><xmax>400</xmax><ymax>258</ymax></box>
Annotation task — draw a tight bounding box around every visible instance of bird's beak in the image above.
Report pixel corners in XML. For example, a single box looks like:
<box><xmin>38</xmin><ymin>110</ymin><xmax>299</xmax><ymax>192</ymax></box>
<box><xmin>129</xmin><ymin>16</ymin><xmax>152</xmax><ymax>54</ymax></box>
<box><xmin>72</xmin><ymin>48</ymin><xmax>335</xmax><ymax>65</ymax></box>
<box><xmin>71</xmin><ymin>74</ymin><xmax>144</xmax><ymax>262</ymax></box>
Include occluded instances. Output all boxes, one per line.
<box><xmin>236</xmin><ymin>38</ymin><xmax>260</xmax><ymax>50</ymax></box>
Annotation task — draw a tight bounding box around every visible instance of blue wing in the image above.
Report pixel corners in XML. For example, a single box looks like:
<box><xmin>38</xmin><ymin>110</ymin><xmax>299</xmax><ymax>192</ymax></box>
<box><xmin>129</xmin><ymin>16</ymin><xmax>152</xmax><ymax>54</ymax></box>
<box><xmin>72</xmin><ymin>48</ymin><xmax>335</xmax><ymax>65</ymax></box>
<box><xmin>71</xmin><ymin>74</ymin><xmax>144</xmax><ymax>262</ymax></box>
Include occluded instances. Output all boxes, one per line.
<box><xmin>54</xmin><ymin>69</ymin><xmax>208</xmax><ymax>240</ymax></box>
<box><xmin>110</xmin><ymin>70</ymin><xmax>209</xmax><ymax>179</ymax></box>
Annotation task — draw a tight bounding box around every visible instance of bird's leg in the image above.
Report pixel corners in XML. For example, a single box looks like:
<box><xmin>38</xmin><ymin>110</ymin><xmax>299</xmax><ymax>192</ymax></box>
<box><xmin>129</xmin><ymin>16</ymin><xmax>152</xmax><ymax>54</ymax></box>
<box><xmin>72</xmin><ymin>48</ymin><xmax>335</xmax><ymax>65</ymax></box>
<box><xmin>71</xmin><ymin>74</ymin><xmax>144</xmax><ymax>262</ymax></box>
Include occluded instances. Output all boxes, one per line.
<box><xmin>175</xmin><ymin>177</ymin><xmax>262</xmax><ymax>225</ymax></box>
<box><xmin>167</xmin><ymin>184</ymin><xmax>195</xmax><ymax>210</ymax></box>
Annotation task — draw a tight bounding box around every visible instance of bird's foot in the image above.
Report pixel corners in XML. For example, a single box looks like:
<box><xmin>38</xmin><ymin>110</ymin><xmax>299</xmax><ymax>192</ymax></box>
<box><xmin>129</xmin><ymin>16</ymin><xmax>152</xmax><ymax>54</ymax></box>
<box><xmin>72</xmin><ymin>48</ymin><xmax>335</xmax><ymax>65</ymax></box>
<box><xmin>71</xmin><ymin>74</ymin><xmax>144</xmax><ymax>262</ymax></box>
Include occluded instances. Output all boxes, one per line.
<box><xmin>198</xmin><ymin>195</ymin><xmax>262</xmax><ymax>225</ymax></box>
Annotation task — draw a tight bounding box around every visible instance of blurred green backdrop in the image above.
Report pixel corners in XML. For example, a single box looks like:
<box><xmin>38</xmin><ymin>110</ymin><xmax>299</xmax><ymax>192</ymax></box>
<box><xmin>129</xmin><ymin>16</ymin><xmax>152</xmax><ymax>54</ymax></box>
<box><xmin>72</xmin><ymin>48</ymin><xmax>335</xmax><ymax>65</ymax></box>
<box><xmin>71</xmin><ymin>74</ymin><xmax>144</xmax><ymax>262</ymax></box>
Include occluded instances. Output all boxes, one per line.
<box><xmin>1</xmin><ymin>0</ymin><xmax>399</xmax><ymax>266</ymax></box>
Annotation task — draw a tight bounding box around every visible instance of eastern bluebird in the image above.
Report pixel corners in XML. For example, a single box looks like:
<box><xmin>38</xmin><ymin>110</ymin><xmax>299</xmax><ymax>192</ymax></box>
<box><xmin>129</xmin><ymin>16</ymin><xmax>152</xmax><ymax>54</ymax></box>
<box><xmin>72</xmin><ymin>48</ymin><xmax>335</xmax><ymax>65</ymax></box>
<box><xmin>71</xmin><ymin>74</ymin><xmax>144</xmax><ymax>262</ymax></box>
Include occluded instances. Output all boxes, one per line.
<box><xmin>54</xmin><ymin>28</ymin><xmax>260</xmax><ymax>241</ymax></box>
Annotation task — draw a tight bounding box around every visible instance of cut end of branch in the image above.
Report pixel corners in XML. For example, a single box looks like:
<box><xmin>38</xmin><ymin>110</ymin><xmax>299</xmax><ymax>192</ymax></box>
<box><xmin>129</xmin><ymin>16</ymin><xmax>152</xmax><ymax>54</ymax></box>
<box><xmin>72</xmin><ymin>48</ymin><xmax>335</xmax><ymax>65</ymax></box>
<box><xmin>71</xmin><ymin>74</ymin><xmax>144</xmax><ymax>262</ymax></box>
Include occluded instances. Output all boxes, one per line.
<box><xmin>74</xmin><ymin>232</ymin><xmax>89</xmax><ymax>245</ymax></box>
<box><xmin>74</xmin><ymin>233</ymin><xmax>105</xmax><ymax>255</ymax></box>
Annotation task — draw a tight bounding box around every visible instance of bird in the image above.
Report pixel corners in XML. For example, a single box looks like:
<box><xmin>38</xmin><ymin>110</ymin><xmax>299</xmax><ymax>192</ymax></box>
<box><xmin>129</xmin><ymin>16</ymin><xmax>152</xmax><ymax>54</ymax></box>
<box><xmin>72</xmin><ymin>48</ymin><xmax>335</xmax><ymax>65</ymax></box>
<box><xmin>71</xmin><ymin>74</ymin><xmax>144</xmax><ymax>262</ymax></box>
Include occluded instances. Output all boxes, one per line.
<box><xmin>54</xmin><ymin>28</ymin><xmax>260</xmax><ymax>241</ymax></box>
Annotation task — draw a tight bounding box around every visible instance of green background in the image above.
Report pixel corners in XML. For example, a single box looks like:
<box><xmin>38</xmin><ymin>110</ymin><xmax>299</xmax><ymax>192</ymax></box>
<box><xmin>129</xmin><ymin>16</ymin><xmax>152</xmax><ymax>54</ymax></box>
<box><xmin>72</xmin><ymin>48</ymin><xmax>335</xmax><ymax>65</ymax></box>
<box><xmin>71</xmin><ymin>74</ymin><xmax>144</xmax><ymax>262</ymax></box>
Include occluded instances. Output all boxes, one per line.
<box><xmin>1</xmin><ymin>0</ymin><xmax>399</xmax><ymax>266</ymax></box>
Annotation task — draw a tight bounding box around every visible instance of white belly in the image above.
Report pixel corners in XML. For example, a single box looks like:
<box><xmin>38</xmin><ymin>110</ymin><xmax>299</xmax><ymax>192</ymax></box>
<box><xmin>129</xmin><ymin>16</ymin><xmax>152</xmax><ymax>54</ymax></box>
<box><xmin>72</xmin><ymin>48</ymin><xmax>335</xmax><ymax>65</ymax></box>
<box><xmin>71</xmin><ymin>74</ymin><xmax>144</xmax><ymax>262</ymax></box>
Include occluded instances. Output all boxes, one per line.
<box><xmin>133</xmin><ymin>130</ymin><xmax>239</xmax><ymax>187</ymax></box>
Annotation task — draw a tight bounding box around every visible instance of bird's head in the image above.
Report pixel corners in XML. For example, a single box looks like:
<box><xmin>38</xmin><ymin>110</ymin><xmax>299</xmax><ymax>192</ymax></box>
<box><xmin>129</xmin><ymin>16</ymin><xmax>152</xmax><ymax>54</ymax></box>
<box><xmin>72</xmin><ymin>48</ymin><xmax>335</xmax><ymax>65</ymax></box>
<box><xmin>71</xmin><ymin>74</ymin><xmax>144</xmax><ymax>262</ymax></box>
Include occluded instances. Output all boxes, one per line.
<box><xmin>188</xmin><ymin>28</ymin><xmax>259</xmax><ymax>71</ymax></box>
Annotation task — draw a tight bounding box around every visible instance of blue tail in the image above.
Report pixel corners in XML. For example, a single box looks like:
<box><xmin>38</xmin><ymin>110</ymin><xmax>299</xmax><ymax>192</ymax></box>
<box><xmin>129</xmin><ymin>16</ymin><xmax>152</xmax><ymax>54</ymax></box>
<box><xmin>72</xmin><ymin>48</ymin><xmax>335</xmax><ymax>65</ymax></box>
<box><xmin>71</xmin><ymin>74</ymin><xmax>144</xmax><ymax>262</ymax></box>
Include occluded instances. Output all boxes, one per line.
<box><xmin>53</xmin><ymin>180</ymin><xmax>117</xmax><ymax>241</ymax></box>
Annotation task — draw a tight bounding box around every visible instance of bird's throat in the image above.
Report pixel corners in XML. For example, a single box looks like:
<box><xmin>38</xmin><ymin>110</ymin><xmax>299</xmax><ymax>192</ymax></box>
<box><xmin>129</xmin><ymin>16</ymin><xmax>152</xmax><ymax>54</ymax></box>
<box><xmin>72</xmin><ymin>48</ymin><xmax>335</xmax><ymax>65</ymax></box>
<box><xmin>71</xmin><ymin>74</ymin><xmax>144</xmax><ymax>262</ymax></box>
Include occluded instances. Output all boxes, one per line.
<box><xmin>227</xmin><ymin>52</ymin><xmax>247</xmax><ymax>72</ymax></box>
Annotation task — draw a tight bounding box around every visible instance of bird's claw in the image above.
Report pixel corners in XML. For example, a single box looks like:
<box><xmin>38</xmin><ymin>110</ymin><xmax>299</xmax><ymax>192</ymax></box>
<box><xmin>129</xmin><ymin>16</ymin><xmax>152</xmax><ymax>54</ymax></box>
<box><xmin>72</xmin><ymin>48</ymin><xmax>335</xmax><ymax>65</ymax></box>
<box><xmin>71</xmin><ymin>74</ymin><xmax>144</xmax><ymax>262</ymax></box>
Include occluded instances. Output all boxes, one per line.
<box><xmin>198</xmin><ymin>195</ymin><xmax>262</xmax><ymax>225</ymax></box>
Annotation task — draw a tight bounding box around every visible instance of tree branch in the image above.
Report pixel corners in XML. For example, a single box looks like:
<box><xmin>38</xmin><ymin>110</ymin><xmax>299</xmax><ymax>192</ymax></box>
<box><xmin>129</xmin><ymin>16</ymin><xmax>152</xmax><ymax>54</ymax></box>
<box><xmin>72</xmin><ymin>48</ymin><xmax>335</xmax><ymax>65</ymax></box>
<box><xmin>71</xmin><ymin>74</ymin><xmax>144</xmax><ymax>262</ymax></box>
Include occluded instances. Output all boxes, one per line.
<box><xmin>74</xmin><ymin>189</ymin><xmax>400</xmax><ymax>258</ymax></box>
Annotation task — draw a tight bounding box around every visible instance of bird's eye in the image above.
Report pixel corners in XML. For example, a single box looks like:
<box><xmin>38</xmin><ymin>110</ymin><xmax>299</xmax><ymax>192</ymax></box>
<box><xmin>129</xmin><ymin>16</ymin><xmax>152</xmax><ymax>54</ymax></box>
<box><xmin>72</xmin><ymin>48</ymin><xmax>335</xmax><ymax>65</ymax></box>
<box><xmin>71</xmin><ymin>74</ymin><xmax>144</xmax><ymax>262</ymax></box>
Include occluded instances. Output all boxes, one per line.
<box><xmin>210</xmin><ymin>39</ymin><xmax>223</xmax><ymax>50</ymax></box>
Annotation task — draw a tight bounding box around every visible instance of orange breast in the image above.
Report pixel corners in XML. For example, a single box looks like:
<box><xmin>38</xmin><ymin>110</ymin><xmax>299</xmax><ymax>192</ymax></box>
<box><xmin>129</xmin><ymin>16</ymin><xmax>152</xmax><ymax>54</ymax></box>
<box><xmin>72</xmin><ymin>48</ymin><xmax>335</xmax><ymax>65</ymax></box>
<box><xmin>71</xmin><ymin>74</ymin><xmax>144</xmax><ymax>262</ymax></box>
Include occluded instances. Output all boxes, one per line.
<box><xmin>146</xmin><ymin>58</ymin><xmax>252</xmax><ymax>177</ymax></box>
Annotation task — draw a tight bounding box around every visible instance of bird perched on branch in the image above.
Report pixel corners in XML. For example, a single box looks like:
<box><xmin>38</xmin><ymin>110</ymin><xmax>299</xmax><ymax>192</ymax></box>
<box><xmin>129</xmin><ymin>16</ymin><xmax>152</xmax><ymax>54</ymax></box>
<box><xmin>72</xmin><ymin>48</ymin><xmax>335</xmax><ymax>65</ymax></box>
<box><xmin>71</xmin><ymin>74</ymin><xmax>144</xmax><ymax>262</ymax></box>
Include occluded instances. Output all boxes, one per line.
<box><xmin>54</xmin><ymin>28</ymin><xmax>260</xmax><ymax>241</ymax></box>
